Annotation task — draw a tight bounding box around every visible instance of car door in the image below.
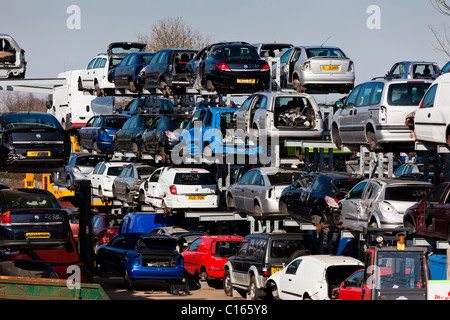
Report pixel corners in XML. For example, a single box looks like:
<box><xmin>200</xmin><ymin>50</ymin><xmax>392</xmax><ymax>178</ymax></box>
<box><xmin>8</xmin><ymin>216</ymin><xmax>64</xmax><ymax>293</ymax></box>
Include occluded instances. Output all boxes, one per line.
<box><xmin>231</xmin><ymin>238</ymin><xmax>250</xmax><ymax>285</ymax></box>
<box><xmin>79</xmin><ymin>116</ymin><xmax>96</xmax><ymax>148</ymax></box>
<box><xmin>341</xmin><ymin>180</ymin><xmax>369</xmax><ymax>230</ymax></box>
<box><xmin>114</xmin><ymin>55</ymin><xmax>131</xmax><ymax>86</ymax></box>
<box><xmin>296</xmin><ymin>174</ymin><xmax>316</xmax><ymax>219</ymax></box>
<box><xmin>143</xmin><ymin>52</ymin><xmax>160</xmax><ymax>85</ymax></box>
<box><xmin>352</xmin><ymin>82</ymin><xmax>376</xmax><ymax>144</ymax></box>
<box><xmin>233</xmin><ymin>170</ymin><xmax>255</xmax><ymax>211</ymax></box>
<box><xmin>244</xmin><ymin>170</ymin><xmax>262</xmax><ymax>212</ymax></box>
<box><xmin>338</xmin><ymin>269</ymin><xmax>364</xmax><ymax>300</ymax></box>
<box><xmin>145</xmin><ymin>168</ymin><xmax>164</xmax><ymax>207</ymax></box>
<box><xmin>183</xmin><ymin>237</ymin><xmax>203</xmax><ymax>276</ymax></box>
<box><xmin>421</xmin><ymin>184</ymin><xmax>447</xmax><ymax>233</ymax></box>
<box><xmin>235</xmin><ymin>95</ymin><xmax>254</xmax><ymax>131</ymax></box>
<box><xmin>414</xmin><ymin>84</ymin><xmax>439</xmax><ymax>143</ymax></box>
<box><xmin>278</xmin><ymin>259</ymin><xmax>303</xmax><ymax>300</ymax></box>
<box><xmin>101</xmin><ymin>234</ymin><xmax>128</xmax><ymax>275</ymax></box>
<box><xmin>338</xmin><ymin>85</ymin><xmax>362</xmax><ymax>143</ymax></box>
<box><xmin>144</xmin><ymin>116</ymin><xmax>161</xmax><ymax>152</ymax></box>
<box><xmin>360</xmin><ymin>181</ymin><xmax>380</xmax><ymax>227</ymax></box>
<box><xmin>277</xmin><ymin>48</ymin><xmax>292</xmax><ymax>87</ymax></box>
<box><xmin>82</xmin><ymin>58</ymin><xmax>98</xmax><ymax>88</ymax></box>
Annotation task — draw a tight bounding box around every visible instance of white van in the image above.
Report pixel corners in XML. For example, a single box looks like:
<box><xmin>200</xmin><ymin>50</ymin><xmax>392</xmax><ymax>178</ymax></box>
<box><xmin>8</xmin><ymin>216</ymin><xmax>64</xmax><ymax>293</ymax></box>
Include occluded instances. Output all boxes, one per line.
<box><xmin>49</xmin><ymin>70</ymin><xmax>115</xmax><ymax>130</ymax></box>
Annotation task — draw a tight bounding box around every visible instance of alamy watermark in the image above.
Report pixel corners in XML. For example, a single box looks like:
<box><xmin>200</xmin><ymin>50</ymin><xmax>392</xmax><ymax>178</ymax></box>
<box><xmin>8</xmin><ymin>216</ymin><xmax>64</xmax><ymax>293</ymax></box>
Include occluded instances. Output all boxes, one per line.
<box><xmin>367</xmin><ymin>5</ymin><xmax>381</xmax><ymax>30</ymax></box>
<box><xmin>66</xmin><ymin>5</ymin><xmax>81</xmax><ymax>30</ymax></box>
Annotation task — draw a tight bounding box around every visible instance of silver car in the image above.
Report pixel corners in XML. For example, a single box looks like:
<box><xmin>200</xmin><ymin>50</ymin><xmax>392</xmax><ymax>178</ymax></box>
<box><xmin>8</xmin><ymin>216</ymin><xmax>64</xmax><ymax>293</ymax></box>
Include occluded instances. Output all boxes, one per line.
<box><xmin>340</xmin><ymin>177</ymin><xmax>433</xmax><ymax>231</ymax></box>
<box><xmin>0</xmin><ymin>34</ymin><xmax>26</xmax><ymax>78</ymax></box>
<box><xmin>235</xmin><ymin>91</ymin><xmax>324</xmax><ymax>143</ymax></box>
<box><xmin>112</xmin><ymin>162</ymin><xmax>156</xmax><ymax>203</ymax></box>
<box><xmin>226</xmin><ymin>167</ymin><xmax>303</xmax><ymax>217</ymax></box>
<box><xmin>386</xmin><ymin>61</ymin><xmax>440</xmax><ymax>80</ymax></box>
<box><xmin>273</xmin><ymin>46</ymin><xmax>355</xmax><ymax>94</ymax></box>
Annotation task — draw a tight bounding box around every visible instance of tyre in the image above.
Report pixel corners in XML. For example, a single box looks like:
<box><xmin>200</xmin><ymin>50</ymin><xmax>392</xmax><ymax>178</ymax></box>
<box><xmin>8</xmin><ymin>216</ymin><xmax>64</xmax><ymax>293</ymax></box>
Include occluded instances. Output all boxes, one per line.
<box><xmin>227</xmin><ymin>194</ymin><xmax>235</xmax><ymax>210</ymax></box>
<box><xmin>332</xmin><ymin>126</ymin><xmax>342</xmax><ymax>149</ymax></box>
<box><xmin>223</xmin><ymin>269</ymin><xmax>233</xmax><ymax>297</ymax></box>
<box><xmin>367</xmin><ymin>130</ymin><xmax>377</xmax><ymax>152</ymax></box>
<box><xmin>206</xmin><ymin>79</ymin><xmax>215</xmax><ymax>92</ymax></box>
<box><xmin>124</xmin><ymin>270</ymin><xmax>135</xmax><ymax>290</ymax></box>
<box><xmin>129</xmin><ymin>80</ymin><xmax>137</xmax><ymax>93</ymax></box>
<box><xmin>248</xmin><ymin>276</ymin><xmax>259</xmax><ymax>300</ymax></box>
<box><xmin>254</xmin><ymin>204</ymin><xmax>262</xmax><ymax>217</ymax></box>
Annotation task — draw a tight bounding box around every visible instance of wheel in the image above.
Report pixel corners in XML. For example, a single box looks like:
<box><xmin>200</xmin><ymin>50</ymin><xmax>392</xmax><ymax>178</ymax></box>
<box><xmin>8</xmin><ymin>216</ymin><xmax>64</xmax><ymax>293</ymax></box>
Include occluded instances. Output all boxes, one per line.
<box><xmin>367</xmin><ymin>130</ymin><xmax>377</xmax><ymax>152</ymax></box>
<box><xmin>93</xmin><ymin>141</ymin><xmax>101</xmax><ymax>154</ymax></box>
<box><xmin>66</xmin><ymin>177</ymin><xmax>74</xmax><ymax>190</ymax></box>
<box><xmin>124</xmin><ymin>270</ymin><xmax>135</xmax><ymax>290</ymax></box>
<box><xmin>227</xmin><ymin>194</ymin><xmax>235</xmax><ymax>210</ymax></box>
<box><xmin>404</xmin><ymin>219</ymin><xmax>416</xmax><ymax>238</ymax></box>
<box><xmin>248</xmin><ymin>276</ymin><xmax>259</xmax><ymax>300</ymax></box>
<box><xmin>129</xmin><ymin>80</ymin><xmax>137</xmax><ymax>93</ymax></box>
<box><xmin>267</xmin><ymin>281</ymin><xmax>279</xmax><ymax>300</ymax></box>
<box><xmin>160</xmin><ymin>80</ymin><xmax>171</xmax><ymax>97</ymax></box>
<box><xmin>223</xmin><ymin>269</ymin><xmax>233</xmax><ymax>297</ymax></box>
<box><xmin>332</xmin><ymin>126</ymin><xmax>342</xmax><ymax>148</ymax></box>
<box><xmin>254</xmin><ymin>204</ymin><xmax>262</xmax><ymax>217</ymax></box>
<box><xmin>206</xmin><ymin>79</ymin><xmax>215</xmax><ymax>92</ymax></box>
<box><xmin>78</xmin><ymin>77</ymin><xmax>83</xmax><ymax>91</ymax></box>
<box><xmin>369</xmin><ymin>218</ymin><xmax>379</xmax><ymax>228</ymax></box>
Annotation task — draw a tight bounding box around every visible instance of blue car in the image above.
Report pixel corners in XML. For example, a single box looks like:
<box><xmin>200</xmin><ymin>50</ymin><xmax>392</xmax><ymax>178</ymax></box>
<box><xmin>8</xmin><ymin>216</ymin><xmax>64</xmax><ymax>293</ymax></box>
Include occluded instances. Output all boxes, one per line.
<box><xmin>77</xmin><ymin>114</ymin><xmax>131</xmax><ymax>154</ymax></box>
<box><xmin>96</xmin><ymin>233</ymin><xmax>184</xmax><ymax>288</ymax></box>
<box><xmin>178</xmin><ymin>107</ymin><xmax>259</xmax><ymax>161</ymax></box>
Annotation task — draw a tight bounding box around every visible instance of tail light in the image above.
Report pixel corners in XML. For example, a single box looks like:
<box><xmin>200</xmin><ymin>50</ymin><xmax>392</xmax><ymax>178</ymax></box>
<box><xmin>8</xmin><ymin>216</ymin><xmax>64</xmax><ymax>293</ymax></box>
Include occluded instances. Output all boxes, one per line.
<box><xmin>302</xmin><ymin>61</ymin><xmax>311</xmax><ymax>71</ymax></box>
<box><xmin>1</xmin><ymin>212</ymin><xmax>11</xmax><ymax>226</ymax></box>
<box><xmin>325</xmin><ymin>196</ymin><xmax>339</xmax><ymax>209</ymax></box>
<box><xmin>215</xmin><ymin>185</ymin><xmax>219</xmax><ymax>195</ymax></box>
<box><xmin>260</xmin><ymin>62</ymin><xmax>270</xmax><ymax>71</ymax></box>
<box><xmin>216</xmin><ymin>62</ymin><xmax>231</xmax><ymax>71</ymax></box>
<box><xmin>348</xmin><ymin>61</ymin><xmax>354</xmax><ymax>72</ymax></box>
<box><xmin>262</xmin><ymin>264</ymin><xmax>270</xmax><ymax>276</ymax></box>
<box><xmin>169</xmin><ymin>185</ymin><xmax>177</xmax><ymax>195</ymax></box>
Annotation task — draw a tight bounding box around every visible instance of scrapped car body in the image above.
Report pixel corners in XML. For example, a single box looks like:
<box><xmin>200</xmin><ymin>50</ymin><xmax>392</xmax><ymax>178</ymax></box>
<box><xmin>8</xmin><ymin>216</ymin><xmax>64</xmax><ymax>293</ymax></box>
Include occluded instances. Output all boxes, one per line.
<box><xmin>0</xmin><ymin>34</ymin><xmax>26</xmax><ymax>78</ymax></box>
<box><xmin>111</xmin><ymin>52</ymin><xmax>155</xmax><ymax>93</ymax></box>
<box><xmin>92</xmin><ymin>214</ymin><xmax>122</xmax><ymax>252</ymax></box>
<box><xmin>96</xmin><ymin>233</ymin><xmax>184</xmax><ymax>287</ymax></box>
<box><xmin>403</xmin><ymin>182</ymin><xmax>450</xmax><ymax>242</ymax></box>
<box><xmin>0</xmin><ymin>188</ymin><xmax>70</xmax><ymax>251</ymax></box>
<box><xmin>186</xmin><ymin>42</ymin><xmax>270</xmax><ymax>93</ymax></box>
<box><xmin>139</xmin><ymin>167</ymin><xmax>219</xmax><ymax>214</ymax></box>
<box><xmin>235</xmin><ymin>91</ymin><xmax>324</xmax><ymax>145</ymax></box>
<box><xmin>79</xmin><ymin>42</ymin><xmax>146</xmax><ymax>95</ymax></box>
<box><xmin>88</xmin><ymin>161</ymin><xmax>129</xmax><ymax>201</ymax></box>
<box><xmin>331</xmin><ymin>78</ymin><xmax>432</xmax><ymax>151</ymax></box>
<box><xmin>251</xmin><ymin>43</ymin><xmax>293</xmax><ymax>60</ymax></box>
<box><xmin>114</xmin><ymin>113</ymin><xmax>158</xmax><ymax>155</ymax></box>
<box><xmin>149</xmin><ymin>226</ymin><xmax>206</xmax><ymax>252</ymax></box>
<box><xmin>386</xmin><ymin>61</ymin><xmax>440</xmax><ymax>80</ymax></box>
<box><xmin>142</xmin><ymin>49</ymin><xmax>198</xmax><ymax>96</ymax></box>
<box><xmin>274</xmin><ymin>46</ymin><xmax>355</xmax><ymax>93</ymax></box>
<box><xmin>227</xmin><ymin>167</ymin><xmax>303</xmax><ymax>217</ymax></box>
<box><xmin>340</xmin><ymin>178</ymin><xmax>433</xmax><ymax>231</ymax></box>
<box><xmin>0</xmin><ymin>112</ymin><xmax>71</xmax><ymax>169</ymax></box>
<box><xmin>112</xmin><ymin>163</ymin><xmax>156</xmax><ymax>203</ymax></box>
<box><xmin>267</xmin><ymin>255</ymin><xmax>363</xmax><ymax>300</ymax></box>
<box><xmin>413</xmin><ymin>73</ymin><xmax>450</xmax><ymax>146</ymax></box>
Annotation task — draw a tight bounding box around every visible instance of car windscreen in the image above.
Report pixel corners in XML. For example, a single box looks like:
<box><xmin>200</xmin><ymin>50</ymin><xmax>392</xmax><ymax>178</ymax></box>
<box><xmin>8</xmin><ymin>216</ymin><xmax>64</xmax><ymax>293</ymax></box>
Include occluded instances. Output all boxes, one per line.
<box><xmin>221</xmin><ymin>45</ymin><xmax>259</xmax><ymax>61</ymax></box>
<box><xmin>384</xmin><ymin>185</ymin><xmax>431</xmax><ymax>202</ymax></box>
<box><xmin>387</xmin><ymin>83</ymin><xmax>431</xmax><ymax>106</ymax></box>
<box><xmin>174</xmin><ymin>172</ymin><xmax>215</xmax><ymax>185</ymax></box>
<box><xmin>331</xmin><ymin>178</ymin><xmax>363</xmax><ymax>193</ymax></box>
<box><xmin>215</xmin><ymin>241</ymin><xmax>242</xmax><ymax>257</ymax></box>
<box><xmin>107</xmin><ymin>166</ymin><xmax>126</xmax><ymax>176</ymax></box>
<box><xmin>141</xmin><ymin>53</ymin><xmax>156</xmax><ymax>64</ymax></box>
<box><xmin>104</xmin><ymin>217</ymin><xmax>122</xmax><ymax>228</ymax></box>
<box><xmin>104</xmin><ymin>117</ymin><xmax>129</xmax><ymax>129</ymax></box>
<box><xmin>3</xmin><ymin>114</ymin><xmax>62</xmax><ymax>130</ymax></box>
<box><xmin>75</xmin><ymin>156</ymin><xmax>106</xmax><ymax>167</ymax></box>
<box><xmin>171</xmin><ymin>117</ymin><xmax>191</xmax><ymax>130</ymax></box>
<box><xmin>305</xmin><ymin>48</ymin><xmax>346</xmax><ymax>58</ymax></box>
<box><xmin>270</xmin><ymin>239</ymin><xmax>309</xmax><ymax>259</ymax></box>
<box><xmin>3</xmin><ymin>191</ymin><xmax>61</xmax><ymax>209</ymax></box>
<box><xmin>267</xmin><ymin>172</ymin><xmax>303</xmax><ymax>185</ymax></box>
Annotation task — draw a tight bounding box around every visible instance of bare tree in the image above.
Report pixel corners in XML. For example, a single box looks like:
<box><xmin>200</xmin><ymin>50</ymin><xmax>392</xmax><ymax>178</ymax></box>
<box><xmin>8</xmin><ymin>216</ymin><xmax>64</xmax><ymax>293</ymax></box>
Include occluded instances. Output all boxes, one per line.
<box><xmin>430</xmin><ymin>0</ymin><xmax>450</xmax><ymax>57</ymax></box>
<box><xmin>137</xmin><ymin>16</ymin><xmax>211</xmax><ymax>52</ymax></box>
<box><xmin>0</xmin><ymin>92</ymin><xmax>47</xmax><ymax>112</ymax></box>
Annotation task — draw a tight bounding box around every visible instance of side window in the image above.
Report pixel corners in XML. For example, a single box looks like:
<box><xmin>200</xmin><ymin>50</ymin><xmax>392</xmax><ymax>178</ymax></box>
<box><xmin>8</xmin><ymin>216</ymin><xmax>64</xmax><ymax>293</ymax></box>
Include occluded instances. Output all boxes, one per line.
<box><xmin>254</xmin><ymin>96</ymin><xmax>268</xmax><ymax>110</ymax></box>
<box><xmin>92</xmin><ymin>117</ymin><xmax>101</xmax><ymax>127</ymax></box>
<box><xmin>240</xmin><ymin>96</ymin><xmax>253</xmax><ymax>111</ymax></box>
<box><xmin>280</xmin><ymin>49</ymin><xmax>292</xmax><ymax>64</ymax></box>
<box><xmin>247</xmin><ymin>239</ymin><xmax>257</xmax><ymax>256</ymax></box>
<box><xmin>239</xmin><ymin>170</ymin><xmax>255</xmax><ymax>185</ymax></box>
<box><xmin>356</xmin><ymin>83</ymin><xmax>375</xmax><ymax>107</ymax></box>
<box><xmin>367</xmin><ymin>183</ymin><xmax>380</xmax><ymax>200</ymax></box>
<box><xmin>299</xmin><ymin>175</ymin><xmax>315</xmax><ymax>189</ymax></box>
<box><xmin>149</xmin><ymin>169</ymin><xmax>162</xmax><ymax>183</ymax></box>
<box><xmin>122</xmin><ymin>118</ymin><xmax>132</xmax><ymax>130</ymax></box>
<box><xmin>286</xmin><ymin>259</ymin><xmax>302</xmax><ymax>275</ymax></box>
<box><xmin>157</xmin><ymin>51</ymin><xmax>168</xmax><ymax>63</ymax></box>
<box><xmin>93</xmin><ymin>58</ymin><xmax>102</xmax><ymax>69</ymax></box>
<box><xmin>391</xmin><ymin>63</ymin><xmax>404</xmax><ymax>77</ymax></box>
<box><xmin>98</xmin><ymin>163</ymin><xmax>107</xmax><ymax>175</ymax></box>
<box><xmin>426</xmin><ymin>185</ymin><xmax>446</xmax><ymax>203</ymax></box>
<box><xmin>421</xmin><ymin>84</ymin><xmax>438</xmax><ymax>108</ymax></box>
<box><xmin>349</xmin><ymin>181</ymin><xmax>367</xmax><ymax>199</ymax></box>
<box><xmin>188</xmin><ymin>238</ymin><xmax>202</xmax><ymax>252</ymax></box>
<box><xmin>87</xmin><ymin>58</ymin><xmax>96</xmax><ymax>69</ymax></box>
<box><xmin>120</xmin><ymin>55</ymin><xmax>130</xmax><ymax>67</ymax></box>
<box><xmin>127</xmin><ymin>55</ymin><xmax>138</xmax><ymax>66</ymax></box>
<box><xmin>345</xmin><ymin>85</ymin><xmax>362</xmax><ymax>107</ymax></box>
<box><xmin>249</xmin><ymin>171</ymin><xmax>261</xmax><ymax>185</ymax></box>
<box><xmin>311</xmin><ymin>179</ymin><xmax>324</xmax><ymax>192</ymax></box>
<box><xmin>238</xmin><ymin>239</ymin><xmax>250</xmax><ymax>256</ymax></box>
<box><xmin>92</xmin><ymin>162</ymin><xmax>102</xmax><ymax>174</ymax></box>
<box><xmin>204</xmin><ymin>111</ymin><xmax>213</xmax><ymax>127</ymax></box>
<box><xmin>150</xmin><ymin>52</ymin><xmax>160</xmax><ymax>64</ymax></box>
<box><xmin>369</xmin><ymin>82</ymin><xmax>384</xmax><ymax>105</ymax></box>
<box><xmin>99</xmin><ymin>58</ymin><xmax>107</xmax><ymax>68</ymax></box>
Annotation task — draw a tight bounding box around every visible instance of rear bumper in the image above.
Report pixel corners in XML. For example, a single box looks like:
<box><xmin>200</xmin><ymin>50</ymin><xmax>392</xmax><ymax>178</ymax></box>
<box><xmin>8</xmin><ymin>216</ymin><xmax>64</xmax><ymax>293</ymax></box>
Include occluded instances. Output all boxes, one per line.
<box><xmin>128</xmin><ymin>265</ymin><xmax>184</xmax><ymax>281</ymax></box>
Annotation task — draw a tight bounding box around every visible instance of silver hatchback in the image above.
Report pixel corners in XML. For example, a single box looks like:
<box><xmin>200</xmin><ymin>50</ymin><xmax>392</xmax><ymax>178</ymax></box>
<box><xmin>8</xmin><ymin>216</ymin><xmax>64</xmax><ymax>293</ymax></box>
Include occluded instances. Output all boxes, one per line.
<box><xmin>226</xmin><ymin>167</ymin><xmax>303</xmax><ymax>217</ymax></box>
<box><xmin>0</xmin><ymin>34</ymin><xmax>26</xmax><ymax>78</ymax></box>
<box><xmin>340</xmin><ymin>177</ymin><xmax>433</xmax><ymax>231</ymax></box>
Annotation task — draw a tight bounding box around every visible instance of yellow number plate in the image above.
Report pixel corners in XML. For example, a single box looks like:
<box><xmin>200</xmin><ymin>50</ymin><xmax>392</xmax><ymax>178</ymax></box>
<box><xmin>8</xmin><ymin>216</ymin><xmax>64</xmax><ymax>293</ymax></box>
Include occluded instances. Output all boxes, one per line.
<box><xmin>27</xmin><ymin>151</ymin><xmax>51</xmax><ymax>157</ymax></box>
<box><xmin>321</xmin><ymin>65</ymin><xmax>340</xmax><ymax>71</ymax></box>
<box><xmin>26</xmin><ymin>232</ymin><xmax>50</xmax><ymax>239</ymax></box>
<box><xmin>271</xmin><ymin>267</ymin><xmax>283</xmax><ymax>275</ymax></box>
<box><xmin>237</xmin><ymin>79</ymin><xmax>256</xmax><ymax>84</ymax></box>
<box><xmin>188</xmin><ymin>196</ymin><xmax>205</xmax><ymax>200</ymax></box>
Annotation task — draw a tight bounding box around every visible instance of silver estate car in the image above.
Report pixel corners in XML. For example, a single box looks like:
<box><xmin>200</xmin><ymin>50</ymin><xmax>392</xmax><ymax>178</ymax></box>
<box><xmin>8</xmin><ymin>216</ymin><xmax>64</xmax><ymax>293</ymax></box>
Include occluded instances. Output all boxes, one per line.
<box><xmin>226</xmin><ymin>167</ymin><xmax>303</xmax><ymax>217</ymax></box>
<box><xmin>273</xmin><ymin>46</ymin><xmax>355</xmax><ymax>94</ymax></box>
<box><xmin>331</xmin><ymin>77</ymin><xmax>433</xmax><ymax>152</ymax></box>
<box><xmin>340</xmin><ymin>177</ymin><xmax>433</xmax><ymax>232</ymax></box>
<box><xmin>386</xmin><ymin>61</ymin><xmax>440</xmax><ymax>80</ymax></box>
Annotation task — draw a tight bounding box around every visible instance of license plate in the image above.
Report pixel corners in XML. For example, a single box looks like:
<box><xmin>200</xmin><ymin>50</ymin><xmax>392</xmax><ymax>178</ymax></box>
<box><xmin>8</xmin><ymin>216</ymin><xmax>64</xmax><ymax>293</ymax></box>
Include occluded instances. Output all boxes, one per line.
<box><xmin>27</xmin><ymin>151</ymin><xmax>50</xmax><ymax>157</ymax></box>
<box><xmin>26</xmin><ymin>232</ymin><xmax>50</xmax><ymax>239</ymax></box>
<box><xmin>321</xmin><ymin>65</ymin><xmax>340</xmax><ymax>71</ymax></box>
<box><xmin>237</xmin><ymin>79</ymin><xmax>255</xmax><ymax>84</ymax></box>
<box><xmin>271</xmin><ymin>267</ymin><xmax>283</xmax><ymax>275</ymax></box>
<box><xmin>188</xmin><ymin>196</ymin><xmax>205</xmax><ymax>200</ymax></box>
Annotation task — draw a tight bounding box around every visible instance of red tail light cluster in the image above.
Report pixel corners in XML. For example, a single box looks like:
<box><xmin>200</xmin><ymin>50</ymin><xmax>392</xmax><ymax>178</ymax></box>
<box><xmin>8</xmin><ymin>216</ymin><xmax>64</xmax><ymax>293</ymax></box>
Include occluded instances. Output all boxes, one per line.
<box><xmin>216</xmin><ymin>62</ymin><xmax>231</xmax><ymax>71</ymax></box>
<box><xmin>1</xmin><ymin>212</ymin><xmax>11</xmax><ymax>226</ymax></box>
<box><xmin>260</xmin><ymin>63</ymin><xmax>270</xmax><ymax>71</ymax></box>
<box><xmin>169</xmin><ymin>185</ymin><xmax>177</xmax><ymax>195</ymax></box>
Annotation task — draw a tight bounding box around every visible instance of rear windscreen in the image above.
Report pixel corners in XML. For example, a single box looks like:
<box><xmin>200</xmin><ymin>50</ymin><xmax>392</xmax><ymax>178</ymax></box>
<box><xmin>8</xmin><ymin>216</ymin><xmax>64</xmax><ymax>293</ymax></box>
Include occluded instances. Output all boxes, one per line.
<box><xmin>384</xmin><ymin>186</ymin><xmax>431</xmax><ymax>201</ymax></box>
<box><xmin>267</xmin><ymin>172</ymin><xmax>302</xmax><ymax>185</ymax></box>
<box><xmin>270</xmin><ymin>239</ymin><xmax>309</xmax><ymax>259</ymax></box>
<box><xmin>215</xmin><ymin>241</ymin><xmax>242</xmax><ymax>257</ymax></box>
<box><xmin>75</xmin><ymin>156</ymin><xmax>106</xmax><ymax>167</ymax></box>
<box><xmin>3</xmin><ymin>191</ymin><xmax>61</xmax><ymax>209</ymax></box>
<box><xmin>3</xmin><ymin>114</ymin><xmax>62</xmax><ymax>130</ymax></box>
<box><xmin>174</xmin><ymin>172</ymin><xmax>215</xmax><ymax>185</ymax></box>
<box><xmin>331</xmin><ymin>179</ymin><xmax>363</xmax><ymax>193</ymax></box>
<box><xmin>305</xmin><ymin>48</ymin><xmax>346</xmax><ymax>58</ymax></box>
<box><xmin>220</xmin><ymin>45</ymin><xmax>259</xmax><ymax>61</ymax></box>
<box><xmin>387</xmin><ymin>83</ymin><xmax>431</xmax><ymax>106</ymax></box>
<box><xmin>107</xmin><ymin>166</ymin><xmax>126</xmax><ymax>176</ymax></box>
<box><xmin>105</xmin><ymin>117</ymin><xmax>129</xmax><ymax>129</ymax></box>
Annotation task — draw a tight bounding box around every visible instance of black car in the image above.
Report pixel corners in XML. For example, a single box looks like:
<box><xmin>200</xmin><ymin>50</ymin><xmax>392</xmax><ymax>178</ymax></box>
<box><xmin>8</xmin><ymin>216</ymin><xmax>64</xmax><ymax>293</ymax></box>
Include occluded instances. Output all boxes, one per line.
<box><xmin>0</xmin><ymin>188</ymin><xmax>70</xmax><ymax>250</ymax></box>
<box><xmin>114</xmin><ymin>114</ymin><xmax>158</xmax><ymax>155</ymax></box>
<box><xmin>141</xmin><ymin>114</ymin><xmax>192</xmax><ymax>163</ymax></box>
<box><xmin>0</xmin><ymin>260</ymin><xmax>59</xmax><ymax>279</ymax></box>
<box><xmin>110</xmin><ymin>51</ymin><xmax>155</xmax><ymax>93</ymax></box>
<box><xmin>279</xmin><ymin>172</ymin><xmax>364</xmax><ymax>226</ymax></box>
<box><xmin>186</xmin><ymin>42</ymin><xmax>270</xmax><ymax>93</ymax></box>
<box><xmin>120</xmin><ymin>97</ymin><xmax>174</xmax><ymax>116</ymax></box>
<box><xmin>0</xmin><ymin>112</ymin><xmax>71</xmax><ymax>169</ymax></box>
<box><xmin>223</xmin><ymin>233</ymin><xmax>315</xmax><ymax>300</ymax></box>
<box><xmin>142</xmin><ymin>49</ymin><xmax>198</xmax><ymax>96</ymax></box>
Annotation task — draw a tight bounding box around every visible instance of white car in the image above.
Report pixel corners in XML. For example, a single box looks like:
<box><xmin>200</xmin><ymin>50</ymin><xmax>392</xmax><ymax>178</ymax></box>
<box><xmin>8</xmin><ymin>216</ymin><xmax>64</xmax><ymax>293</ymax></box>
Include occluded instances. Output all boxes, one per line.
<box><xmin>87</xmin><ymin>161</ymin><xmax>129</xmax><ymax>201</ymax></box>
<box><xmin>266</xmin><ymin>255</ymin><xmax>363</xmax><ymax>300</ymax></box>
<box><xmin>138</xmin><ymin>167</ymin><xmax>219</xmax><ymax>214</ymax></box>
<box><xmin>413</xmin><ymin>73</ymin><xmax>450</xmax><ymax>146</ymax></box>
<box><xmin>78</xmin><ymin>42</ymin><xmax>146</xmax><ymax>95</ymax></box>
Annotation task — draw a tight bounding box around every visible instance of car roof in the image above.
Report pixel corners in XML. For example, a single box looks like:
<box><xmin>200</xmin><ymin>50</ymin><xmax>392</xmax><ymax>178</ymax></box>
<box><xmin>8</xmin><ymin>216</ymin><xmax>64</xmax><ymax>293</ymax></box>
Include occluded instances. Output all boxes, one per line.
<box><xmin>166</xmin><ymin>167</ymin><xmax>211</xmax><ymax>173</ymax></box>
<box><xmin>363</xmin><ymin>177</ymin><xmax>433</xmax><ymax>186</ymax></box>
<box><xmin>434</xmin><ymin>72</ymin><xmax>450</xmax><ymax>82</ymax></box>
<box><xmin>293</xmin><ymin>254</ymin><xmax>363</xmax><ymax>266</ymax></box>
<box><xmin>256</xmin><ymin>167</ymin><xmax>302</xmax><ymax>174</ymax></box>
<box><xmin>292</xmin><ymin>45</ymin><xmax>343</xmax><ymax>50</ymax></box>
<box><xmin>202</xmin><ymin>235</ymin><xmax>244</xmax><ymax>241</ymax></box>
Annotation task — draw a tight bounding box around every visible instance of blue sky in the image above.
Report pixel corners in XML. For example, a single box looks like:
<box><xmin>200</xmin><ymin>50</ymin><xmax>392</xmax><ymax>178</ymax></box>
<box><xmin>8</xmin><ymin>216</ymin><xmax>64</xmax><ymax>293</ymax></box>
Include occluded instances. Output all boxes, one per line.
<box><xmin>1</xmin><ymin>0</ymin><xmax>449</xmax><ymax>102</ymax></box>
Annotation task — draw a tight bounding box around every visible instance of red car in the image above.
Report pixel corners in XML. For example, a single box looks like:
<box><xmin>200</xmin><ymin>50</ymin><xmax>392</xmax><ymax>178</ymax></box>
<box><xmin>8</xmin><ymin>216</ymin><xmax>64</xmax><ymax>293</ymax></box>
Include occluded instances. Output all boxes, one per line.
<box><xmin>403</xmin><ymin>182</ymin><xmax>450</xmax><ymax>242</ymax></box>
<box><xmin>182</xmin><ymin>235</ymin><xmax>243</xmax><ymax>283</ymax></box>
<box><xmin>336</xmin><ymin>268</ymin><xmax>364</xmax><ymax>300</ymax></box>
<box><xmin>92</xmin><ymin>214</ymin><xmax>123</xmax><ymax>252</ymax></box>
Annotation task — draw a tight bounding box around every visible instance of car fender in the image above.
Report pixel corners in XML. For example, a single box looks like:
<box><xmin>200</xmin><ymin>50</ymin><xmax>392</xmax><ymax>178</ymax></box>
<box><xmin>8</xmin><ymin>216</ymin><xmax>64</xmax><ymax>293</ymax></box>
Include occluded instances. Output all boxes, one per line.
<box><xmin>368</xmin><ymin>211</ymin><xmax>382</xmax><ymax>228</ymax></box>
<box><xmin>247</xmin><ymin>265</ymin><xmax>264</xmax><ymax>289</ymax></box>
<box><xmin>223</xmin><ymin>261</ymin><xmax>236</xmax><ymax>283</ymax></box>
<box><xmin>253</xmin><ymin>197</ymin><xmax>263</xmax><ymax>211</ymax></box>
<box><xmin>365</xmin><ymin>120</ymin><xmax>377</xmax><ymax>139</ymax></box>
